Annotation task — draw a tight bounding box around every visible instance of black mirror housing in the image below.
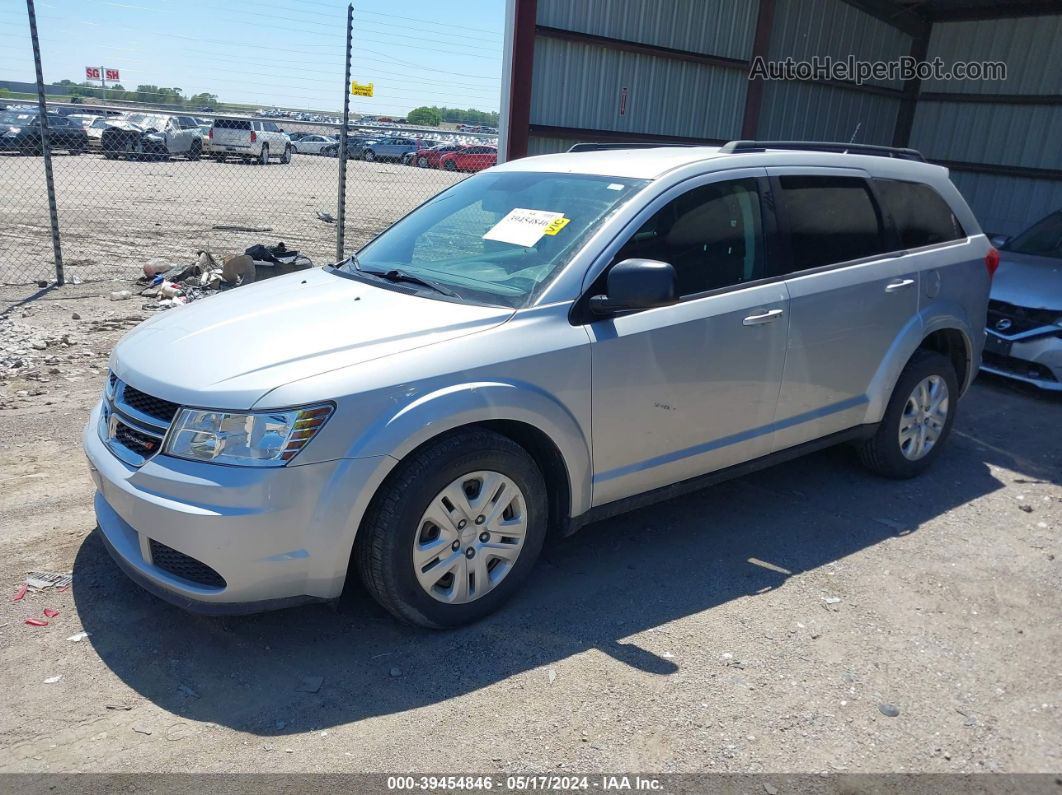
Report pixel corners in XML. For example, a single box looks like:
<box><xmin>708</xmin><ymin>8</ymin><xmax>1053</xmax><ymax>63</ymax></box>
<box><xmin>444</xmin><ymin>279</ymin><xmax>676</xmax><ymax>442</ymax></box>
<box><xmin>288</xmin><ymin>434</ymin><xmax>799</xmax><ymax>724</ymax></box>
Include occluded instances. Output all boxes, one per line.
<box><xmin>590</xmin><ymin>258</ymin><xmax>678</xmax><ymax>315</ymax></box>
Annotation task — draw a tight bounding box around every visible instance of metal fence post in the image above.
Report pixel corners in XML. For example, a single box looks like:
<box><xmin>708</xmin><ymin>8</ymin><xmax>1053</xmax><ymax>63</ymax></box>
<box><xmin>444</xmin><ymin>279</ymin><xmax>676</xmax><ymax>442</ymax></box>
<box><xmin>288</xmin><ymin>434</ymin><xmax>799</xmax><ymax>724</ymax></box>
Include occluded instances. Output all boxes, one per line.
<box><xmin>25</xmin><ymin>0</ymin><xmax>65</xmax><ymax>286</ymax></box>
<box><xmin>336</xmin><ymin>2</ymin><xmax>353</xmax><ymax>263</ymax></box>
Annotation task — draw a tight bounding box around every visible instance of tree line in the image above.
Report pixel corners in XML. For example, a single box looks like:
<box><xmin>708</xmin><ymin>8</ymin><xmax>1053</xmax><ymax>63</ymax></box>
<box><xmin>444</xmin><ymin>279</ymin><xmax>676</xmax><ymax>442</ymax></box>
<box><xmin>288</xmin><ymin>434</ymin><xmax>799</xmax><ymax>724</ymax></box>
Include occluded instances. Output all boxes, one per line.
<box><xmin>51</xmin><ymin>80</ymin><xmax>218</xmax><ymax>108</ymax></box>
<box><xmin>406</xmin><ymin>106</ymin><xmax>500</xmax><ymax>127</ymax></box>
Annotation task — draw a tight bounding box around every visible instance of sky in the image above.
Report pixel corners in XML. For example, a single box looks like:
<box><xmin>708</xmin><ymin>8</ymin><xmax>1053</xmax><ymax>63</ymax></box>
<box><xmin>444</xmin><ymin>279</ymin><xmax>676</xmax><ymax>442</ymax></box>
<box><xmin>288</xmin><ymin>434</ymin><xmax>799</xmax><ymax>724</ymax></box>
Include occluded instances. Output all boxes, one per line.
<box><xmin>0</xmin><ymin>0</ymin><xmax>506</xmax><ymax>117</ymax></box>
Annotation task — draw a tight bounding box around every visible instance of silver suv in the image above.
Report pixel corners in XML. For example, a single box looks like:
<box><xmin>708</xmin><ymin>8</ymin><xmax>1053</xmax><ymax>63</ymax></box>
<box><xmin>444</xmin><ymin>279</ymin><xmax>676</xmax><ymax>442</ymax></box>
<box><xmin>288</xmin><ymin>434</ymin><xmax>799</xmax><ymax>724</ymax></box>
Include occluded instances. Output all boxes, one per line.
<box><xmin>84</xmin><ymin>141</ymin><xmax>992</xmax><ymax>627</ymax></box>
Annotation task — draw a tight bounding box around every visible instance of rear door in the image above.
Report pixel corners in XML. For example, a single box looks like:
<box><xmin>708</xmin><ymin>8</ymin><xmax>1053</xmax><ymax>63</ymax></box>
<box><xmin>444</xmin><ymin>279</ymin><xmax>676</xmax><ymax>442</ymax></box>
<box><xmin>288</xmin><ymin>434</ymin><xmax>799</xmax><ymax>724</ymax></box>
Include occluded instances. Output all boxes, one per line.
<box><xmin>768</xmin><ymin>168</ymin><xmax>918</xmax><ymax>450</ymax></box>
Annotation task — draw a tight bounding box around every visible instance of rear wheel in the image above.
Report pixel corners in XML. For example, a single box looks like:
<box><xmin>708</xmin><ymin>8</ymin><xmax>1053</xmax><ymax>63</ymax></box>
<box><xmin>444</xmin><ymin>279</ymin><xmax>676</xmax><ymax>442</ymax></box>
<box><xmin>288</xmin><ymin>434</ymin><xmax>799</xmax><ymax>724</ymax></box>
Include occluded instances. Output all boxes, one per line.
<box><xmin>858</xmin><ymin>350</ymin><xmax>958</xmax><ymax>479</ymax></box>
<box><xmin>443</xmin><ymin>159</ymin><xmax>457</xmax><ymax>171</ymax></box>
<box><xmin>355</xmin><ymin>429</ymin><xmax>547</xmax><ymax>628</ymax></box>
<box><xmin>187</xmin><ymin>139</ymin><xmax>202</xmax><ymax>161</ymax></box>
<box><xmin>363</xmin><ymin>149</ymin><xmax>375</xmax><ymax>162</ymax></box>
<box><xmin>417</xmin><ymin>155</ymin><xmax>428</xmax><ymax>168</ymax></box>
<box><xmin>280</xmin><ymin>144</ymin><xmax>292</xmax><ymax>164</ymax></box>
<box><xmin>258</xmin><ymin>144</ymin><xmax>269</xmax><ymax>165</ymax></box>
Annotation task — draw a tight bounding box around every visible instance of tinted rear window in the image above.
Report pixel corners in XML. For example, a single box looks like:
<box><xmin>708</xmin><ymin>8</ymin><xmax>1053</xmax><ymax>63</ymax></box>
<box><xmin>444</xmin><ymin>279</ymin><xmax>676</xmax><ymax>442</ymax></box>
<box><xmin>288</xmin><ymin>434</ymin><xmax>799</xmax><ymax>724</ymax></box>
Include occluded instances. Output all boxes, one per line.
<box><xmin>214</xmin><ymin>119</ymin><xmax>251</xmax><ymax>130</ymax></box>
<box><xmin>777</xmin><ymin>175</ymin><xmax>887</xmax><ymax>271</ymax></box>
<box><xmin>875</xmin><ymin>179</ymin><xmax>964</xmax><ymax>249</ymax></box>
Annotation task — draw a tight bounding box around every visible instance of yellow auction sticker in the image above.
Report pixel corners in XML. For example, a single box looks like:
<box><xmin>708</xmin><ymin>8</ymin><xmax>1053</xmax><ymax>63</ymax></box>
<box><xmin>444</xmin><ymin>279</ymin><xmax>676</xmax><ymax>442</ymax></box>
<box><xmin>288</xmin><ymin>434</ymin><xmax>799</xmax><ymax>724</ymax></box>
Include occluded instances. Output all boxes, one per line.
<box><xmin>542</xmin><ymin>217</ymin><xmax>570</xmax><ymax>236</ymax></box>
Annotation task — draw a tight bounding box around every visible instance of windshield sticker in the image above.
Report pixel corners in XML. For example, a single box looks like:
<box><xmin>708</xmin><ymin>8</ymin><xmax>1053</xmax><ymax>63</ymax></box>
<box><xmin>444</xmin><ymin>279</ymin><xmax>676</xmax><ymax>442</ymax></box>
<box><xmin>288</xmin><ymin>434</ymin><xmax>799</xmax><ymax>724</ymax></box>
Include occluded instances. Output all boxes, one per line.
<box><xmin>607</xmin><ymin>183</ymin><xmax>625</xmax><ymax>190</ymax></box>
<box><xmin>542</xmin><ymin>217</ymin><xmax>570</xmax><ymax>236</ymax></box>
<box><xmin>483</xmin><ymin>208</ymin><xmax>566</xmax><ymax>247</ymax></box>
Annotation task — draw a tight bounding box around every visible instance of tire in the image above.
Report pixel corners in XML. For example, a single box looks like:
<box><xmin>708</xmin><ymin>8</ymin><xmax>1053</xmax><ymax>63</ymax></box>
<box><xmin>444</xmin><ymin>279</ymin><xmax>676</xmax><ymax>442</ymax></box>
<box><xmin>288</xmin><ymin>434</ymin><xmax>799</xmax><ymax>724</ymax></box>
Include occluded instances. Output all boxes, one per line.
<box><xmin>363</xmin><ymin>149</ymin><xmax>375</xmax><ymax>162</ymax></box>
<box><xmin>258</xmin><ymin>144</ymin><xmax>269</xmax><ymax>165</ymax></box>
<box><xmin>280</xmin><ymin>144</ymin><xmax>292</xmax><ymax>164</ymax></box>
<box><xmin>417</xmin><ymin>156</ymin><xmax>428</xmax><ymax>168</ymax></box>
<box><xmin>355</xmin><ymin>429</ymin><xmax>548</xmax><ymax>628</ymax></box>
<box><xmin>70</xmin><ymin>148</ymin><xmax>84</xmax><ymax>156</ymax></box>
<box><xmin>858</xmin><ymin>350</ymin><xmax>959</xmax><ymax>479</ymax></box>
<box><xmin>187</xmin><ymin>139</ymin><xmax>202</xmax><ymax>161</ymax></box>
<box><xmin>443</xmin><ymin>159</ymin><xmax>457</xmax><ymax>171</ymax></box>
<box><xmin>290</xmin><ymin>145</ymin><xmax>299</xmax><ymax>154</ymax></box>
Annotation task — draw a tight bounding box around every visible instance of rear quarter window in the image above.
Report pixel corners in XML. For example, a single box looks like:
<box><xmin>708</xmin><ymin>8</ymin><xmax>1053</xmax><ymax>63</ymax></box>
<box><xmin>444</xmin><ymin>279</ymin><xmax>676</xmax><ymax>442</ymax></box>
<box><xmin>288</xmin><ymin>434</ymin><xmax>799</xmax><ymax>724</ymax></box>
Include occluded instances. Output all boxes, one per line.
<box><xmin>874</xmin><ymin>179</ymin><xmax>965</xmax><ymax>248</ymax></box>
<box><xmin>214</xmin><ymin>119</ymin><xmax>251</xmax><ymax>130</ymax></box>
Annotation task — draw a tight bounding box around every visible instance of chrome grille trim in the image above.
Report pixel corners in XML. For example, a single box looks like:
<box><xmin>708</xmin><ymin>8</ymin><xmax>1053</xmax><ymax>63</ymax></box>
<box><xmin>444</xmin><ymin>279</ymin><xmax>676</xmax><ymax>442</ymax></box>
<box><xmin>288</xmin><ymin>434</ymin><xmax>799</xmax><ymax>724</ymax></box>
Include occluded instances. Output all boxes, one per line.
<box><xmin>99</xmin><ymin>375</ymin><xmax>177</xmax><ymax>468</ymax></box>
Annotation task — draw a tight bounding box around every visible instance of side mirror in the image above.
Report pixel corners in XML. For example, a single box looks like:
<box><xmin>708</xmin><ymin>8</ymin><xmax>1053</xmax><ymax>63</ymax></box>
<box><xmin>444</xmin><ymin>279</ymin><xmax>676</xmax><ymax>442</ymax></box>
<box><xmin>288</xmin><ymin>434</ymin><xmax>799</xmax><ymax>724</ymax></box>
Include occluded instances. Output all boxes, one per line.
<box><xmin>589</xmin><ymin>258</ymin><xmax>678</xmax><ymax>316</ymax></box>
<box><xmin>988</xmin><ymin>234</ymin><xmax>1010</xmax><ymax>248</ymax></box>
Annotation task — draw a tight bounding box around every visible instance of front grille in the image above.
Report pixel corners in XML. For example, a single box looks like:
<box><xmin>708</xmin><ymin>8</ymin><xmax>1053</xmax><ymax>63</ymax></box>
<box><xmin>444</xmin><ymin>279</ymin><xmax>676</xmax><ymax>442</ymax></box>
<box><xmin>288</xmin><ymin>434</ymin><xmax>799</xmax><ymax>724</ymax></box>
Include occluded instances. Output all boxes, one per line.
<box><xmin>987</xmin><ymin>300</ymin><xmax>1060</xmax><ymax>336</ymax></box>
<box><xmin>113</xmin><ymin>421</ymin><xmax>163</xmax><ymax>457</ymax></box>
<box><xmin>149</xmin><ymin>539</ymin><xmax>226</xmax><ymax>589</ymax></box>
<box><xmin>121</xmin><ymin>384</ymin><xmax>180</xmax><ymax>424</ymax></box>
<box><xmin>982</xmin><ymin>351</ymin><xmax>1058</xmax><ymax>382</ymax></box>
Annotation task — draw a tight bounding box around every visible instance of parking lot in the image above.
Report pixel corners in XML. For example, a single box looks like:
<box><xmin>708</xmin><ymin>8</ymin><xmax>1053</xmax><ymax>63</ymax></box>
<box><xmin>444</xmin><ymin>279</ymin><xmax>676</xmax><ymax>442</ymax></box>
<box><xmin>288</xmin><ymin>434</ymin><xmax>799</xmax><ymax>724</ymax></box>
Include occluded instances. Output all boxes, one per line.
<box><xmin>0</xmin><ymin>150</ymin><xmax>466</xmax><ymax>285</ymax></box>
<box><xmin>0</xmin><ymin>279</ymin><xmax>1059</xmax><ymax>773</ymax></box>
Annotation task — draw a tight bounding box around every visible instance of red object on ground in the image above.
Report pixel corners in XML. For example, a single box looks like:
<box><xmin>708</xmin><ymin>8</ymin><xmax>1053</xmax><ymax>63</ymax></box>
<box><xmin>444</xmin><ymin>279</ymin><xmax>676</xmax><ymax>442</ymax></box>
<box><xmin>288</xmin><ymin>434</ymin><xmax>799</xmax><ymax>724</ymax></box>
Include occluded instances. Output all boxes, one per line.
<box><xmin>12</xmin><ymin>584</ymin><xmax>27</xmax><ymax>602</ymax></box>
<box><xmin>24</xmin><ymin>619</ymin><xmax>49</xmax><ymax>627</ymax></box>
<box><xmin>43</xmin><ymin>608</ymin><xmax>59</xmax><ymax>618</ymax></box>
<box><xmin>440</xmin><ymin>145</ymin><xmax>498</xmax><ymax>173</ymax></box>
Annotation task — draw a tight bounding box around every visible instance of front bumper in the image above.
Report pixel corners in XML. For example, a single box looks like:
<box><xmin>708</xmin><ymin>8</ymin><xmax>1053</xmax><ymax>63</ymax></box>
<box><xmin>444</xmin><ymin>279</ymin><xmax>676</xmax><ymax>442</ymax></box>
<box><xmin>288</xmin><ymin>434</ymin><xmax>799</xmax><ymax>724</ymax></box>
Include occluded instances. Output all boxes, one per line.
<box><xmin>980</xmin><ymin>329</ymin><xmax>1062</xmax><ymax>391</ymax></box>
<box><xmin>83</xmin><ymin>402</ymin><xmax>393</xmax><ymax>613</ymax></box>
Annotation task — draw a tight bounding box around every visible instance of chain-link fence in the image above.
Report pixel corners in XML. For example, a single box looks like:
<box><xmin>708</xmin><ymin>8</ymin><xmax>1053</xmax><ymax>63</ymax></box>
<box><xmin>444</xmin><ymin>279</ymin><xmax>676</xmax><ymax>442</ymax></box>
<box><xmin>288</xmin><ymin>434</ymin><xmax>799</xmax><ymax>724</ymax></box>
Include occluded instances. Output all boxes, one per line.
<box><xmin>0</xmin><ymin>106</ymin><xmax>497</xmax><ymax>288</ymax></box>
<box><xmin>1</xmin><ymin>0</ymin><xmax>502</xmax><ymax>292</ymax></box>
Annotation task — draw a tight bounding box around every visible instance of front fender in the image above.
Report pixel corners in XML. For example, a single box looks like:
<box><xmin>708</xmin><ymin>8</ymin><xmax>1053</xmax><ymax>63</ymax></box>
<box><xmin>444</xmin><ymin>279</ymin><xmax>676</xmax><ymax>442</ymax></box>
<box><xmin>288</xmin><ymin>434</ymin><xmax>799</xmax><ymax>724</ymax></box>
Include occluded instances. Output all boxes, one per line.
<box><xmin>348</xmin><ymin>380</ymin><xmax>592</xmax><ymax>517</ymax></box>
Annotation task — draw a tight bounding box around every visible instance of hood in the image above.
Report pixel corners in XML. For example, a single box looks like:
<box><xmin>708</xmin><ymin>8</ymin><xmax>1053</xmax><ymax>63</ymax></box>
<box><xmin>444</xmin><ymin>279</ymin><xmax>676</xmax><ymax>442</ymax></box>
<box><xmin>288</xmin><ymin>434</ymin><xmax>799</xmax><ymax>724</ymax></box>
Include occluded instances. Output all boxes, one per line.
<box><xmin>111</xmin><ymin>267</ymin><xmax>514</xmax><ymax>409</ymax></box>
<box><xmin>991</xmin><ymin>250</ymin><xmax>1062</xmax><ymax>310</ymax></box>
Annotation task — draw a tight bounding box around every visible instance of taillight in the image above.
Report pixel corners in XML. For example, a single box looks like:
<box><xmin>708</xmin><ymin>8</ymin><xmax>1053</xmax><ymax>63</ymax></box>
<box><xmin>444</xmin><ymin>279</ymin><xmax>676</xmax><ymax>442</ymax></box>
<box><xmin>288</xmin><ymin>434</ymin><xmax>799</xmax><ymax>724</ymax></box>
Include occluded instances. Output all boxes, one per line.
<box><xmin>250</xmin><ymin>130</ymin><xmax>257</xmax><ymax>143</ymax></box>
<box><xmin>985</xmin><ymin>247</ymin><xmax>1000</xmax><ymax>279</ymax></box>
<box><xmin>208</xmin><ymin>127</ymin><xmax>212</xmax><ymax>140</ymax></box>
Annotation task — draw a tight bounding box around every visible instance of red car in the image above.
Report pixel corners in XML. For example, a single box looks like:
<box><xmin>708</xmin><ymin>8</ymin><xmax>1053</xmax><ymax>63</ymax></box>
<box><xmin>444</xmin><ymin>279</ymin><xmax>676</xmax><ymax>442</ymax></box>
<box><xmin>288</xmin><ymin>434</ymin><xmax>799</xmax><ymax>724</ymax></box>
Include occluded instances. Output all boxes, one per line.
<box><xmin>440</xmin><ymin>145</ymin><xmax>497</xmax><ymax>172</ymax></box>
<box><xmin>408</xmin><ymin>143</ymin><xmax>463</xmax><ymax>168</ymax></box>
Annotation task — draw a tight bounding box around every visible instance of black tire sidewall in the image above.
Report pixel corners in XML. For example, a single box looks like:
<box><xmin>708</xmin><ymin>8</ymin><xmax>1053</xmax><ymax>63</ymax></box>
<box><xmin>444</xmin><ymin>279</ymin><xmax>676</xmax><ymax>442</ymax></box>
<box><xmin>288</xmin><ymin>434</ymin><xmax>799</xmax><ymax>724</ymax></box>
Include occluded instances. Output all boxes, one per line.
<box><xmin>873</xmin><ymin>351</ymin><xmax>959</xmax><ymax>477</ymax></box>
<box><xmin>369</xmin><ymin>438</ymin><xmax>548</xmax><ymax>627</ymax></box>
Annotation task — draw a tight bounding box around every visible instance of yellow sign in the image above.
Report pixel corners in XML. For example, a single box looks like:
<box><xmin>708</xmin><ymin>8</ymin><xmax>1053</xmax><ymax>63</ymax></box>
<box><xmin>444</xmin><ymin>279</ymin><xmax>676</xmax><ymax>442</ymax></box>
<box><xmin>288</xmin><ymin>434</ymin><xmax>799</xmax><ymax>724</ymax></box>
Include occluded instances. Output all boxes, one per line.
<box><xmin>542</xmin><ymin>217</ymin><xmax>570</xmax><ymax>236</ymax></box>
<box><xmin>351</xmin><ymin>81</ymin><xmax>374</xmax><ymax>97</ymax></box>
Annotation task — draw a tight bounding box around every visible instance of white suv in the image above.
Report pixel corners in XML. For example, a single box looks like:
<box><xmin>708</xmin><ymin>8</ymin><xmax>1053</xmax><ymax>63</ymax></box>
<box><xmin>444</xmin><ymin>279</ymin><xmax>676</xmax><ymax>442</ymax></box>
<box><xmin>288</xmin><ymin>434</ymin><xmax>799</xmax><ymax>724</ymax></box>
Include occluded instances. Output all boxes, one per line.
<box><xmin>209</xmin><ymin>118</ymin><xmax>292</xmax><ymax>164</ymax></box>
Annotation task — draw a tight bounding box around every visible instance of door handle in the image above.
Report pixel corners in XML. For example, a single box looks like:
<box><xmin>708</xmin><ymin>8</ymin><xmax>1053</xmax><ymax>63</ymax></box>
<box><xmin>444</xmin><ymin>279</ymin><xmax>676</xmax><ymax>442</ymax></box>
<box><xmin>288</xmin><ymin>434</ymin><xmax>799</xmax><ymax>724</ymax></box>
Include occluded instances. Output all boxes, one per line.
<box><xmin>885</xmin><ymin>278</ymin><xmax>915</xmax><ymax>293</ymax></box>
<box><xmin>743</xmin><ymin>308</ymin><xmax>784</xmax><ymax>326</ymax></box>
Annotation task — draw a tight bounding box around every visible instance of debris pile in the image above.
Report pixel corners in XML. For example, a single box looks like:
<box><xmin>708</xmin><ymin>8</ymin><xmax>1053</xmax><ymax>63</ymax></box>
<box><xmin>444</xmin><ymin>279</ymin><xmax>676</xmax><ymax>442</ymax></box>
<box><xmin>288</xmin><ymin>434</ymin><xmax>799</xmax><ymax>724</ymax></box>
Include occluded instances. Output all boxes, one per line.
<box><xmin>137</xmin><ymin>243</ymin><xmax>313</xmax><ymax>311</ymax></box>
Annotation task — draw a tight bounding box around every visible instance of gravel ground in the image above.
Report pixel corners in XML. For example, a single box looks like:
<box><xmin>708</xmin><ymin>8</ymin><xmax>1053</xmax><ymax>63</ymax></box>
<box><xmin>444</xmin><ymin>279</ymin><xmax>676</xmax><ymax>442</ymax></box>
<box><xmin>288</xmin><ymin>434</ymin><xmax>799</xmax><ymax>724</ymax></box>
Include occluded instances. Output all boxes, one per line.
<box><xmin>0</xmin><ymin>282</ymin><xmax>1060</xmax><ymax>776</ymax></box>
<box><xmin>0</xmin><ymin>151</ymin><xmax>465</xmax><ymax>286</ymax></box>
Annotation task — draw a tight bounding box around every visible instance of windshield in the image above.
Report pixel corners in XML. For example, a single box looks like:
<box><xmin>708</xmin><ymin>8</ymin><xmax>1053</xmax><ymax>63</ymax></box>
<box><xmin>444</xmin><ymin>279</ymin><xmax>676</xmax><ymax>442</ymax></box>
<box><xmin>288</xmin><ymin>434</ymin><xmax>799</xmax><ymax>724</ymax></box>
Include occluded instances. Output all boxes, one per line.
<box><xmin>338</xmin><ymin>171</ymin><xmax>648</xmax><ymax>307</ymax></box>
<box><xmin>1</xmin><ymin>111</ymin><xmax>36</xmax><ymax>125</ymax></box>
<box><xmin>1004</xmin><ymin>211</ymin><xmax>1062</xmax><ymax>260</ymax></box>
<box><xmin>125</xmin><ymin>114</ymin><xmax>168</xmax><ymax>129</ymax></box>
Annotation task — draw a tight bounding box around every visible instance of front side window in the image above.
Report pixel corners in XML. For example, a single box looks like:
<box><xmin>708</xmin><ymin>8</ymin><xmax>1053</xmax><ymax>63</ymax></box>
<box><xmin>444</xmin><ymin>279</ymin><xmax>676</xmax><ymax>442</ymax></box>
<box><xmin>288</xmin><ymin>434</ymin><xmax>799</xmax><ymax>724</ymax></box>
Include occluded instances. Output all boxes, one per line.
<box><xmin>339</xmin><ymin>171</ymin><xmax>648</xmax><ymax>308</ymax></box>
<box><xmin>610</xmin><ymin>178</ymin><xmax>765</xmax><ymax>296</ymax></box>
<box><xmin>777</xmin><ymin>175</ymin><xmax>886</xmax><ymax>271</ymax></box>
<box><xmin>875</xmin><ymin>179</ymin><xmax>964</xmax><ymax>249</ymax></box>
<box><xmin>1004</xmin><ymin>211</ymin><xmax>1062</xmax><ymax>260</ymax></box>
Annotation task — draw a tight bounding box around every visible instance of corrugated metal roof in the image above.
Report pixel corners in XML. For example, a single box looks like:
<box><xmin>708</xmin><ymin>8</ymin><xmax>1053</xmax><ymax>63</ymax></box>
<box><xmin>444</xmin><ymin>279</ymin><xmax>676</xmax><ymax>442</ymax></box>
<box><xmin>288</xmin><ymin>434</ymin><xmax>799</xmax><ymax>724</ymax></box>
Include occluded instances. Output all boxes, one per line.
<box><xmin>529</xmin><ymin>37</ymin><xmax>747</xmax><ymax>140</ymax></box>
<box><xmin>536</xmin><ymin>0</ymin><xmax>757</xmax><ymax>60</ymax></box>
<box><xmin>757</xmin><ymin>80</ymin><xmax>900</xmax><ymax>144</ymax></box>
<box><xmin>767</xmin><ymin>0</ymin><xmax>912</xmax><ymax>90</ymax></box>
<box><xmin>949</xmin><ymin>170</ymin><xmax>1062</xmax><ymax>236</ymax></box>
<box><xmin>923</xmin><ymin>16</ymin><xmax>1062</xmax><ymax>95</ymax></box>
<box><xmin>911</xmin><ymin>101</ymin><xmax>1062</xmax><ymax>169</ymax></box>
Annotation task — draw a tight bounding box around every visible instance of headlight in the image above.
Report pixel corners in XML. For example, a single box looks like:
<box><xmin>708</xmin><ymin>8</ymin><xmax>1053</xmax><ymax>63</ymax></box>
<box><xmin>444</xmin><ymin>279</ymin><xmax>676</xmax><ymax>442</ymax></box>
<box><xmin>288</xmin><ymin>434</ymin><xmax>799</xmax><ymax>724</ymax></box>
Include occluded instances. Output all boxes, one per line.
<box><xmin>164</xmin><ymin>404</ymin><xmax>333</xmax><ymax>467</ymax></box>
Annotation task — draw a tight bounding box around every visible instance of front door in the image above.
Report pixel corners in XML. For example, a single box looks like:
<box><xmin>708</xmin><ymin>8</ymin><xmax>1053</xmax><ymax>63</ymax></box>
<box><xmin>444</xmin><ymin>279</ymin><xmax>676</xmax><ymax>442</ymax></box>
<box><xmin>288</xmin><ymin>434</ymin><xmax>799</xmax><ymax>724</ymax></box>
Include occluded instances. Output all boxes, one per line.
<box><xmin>587</xmin><ymin>173</ymin><xmax>790</xmax><ymax>506</ymax></box>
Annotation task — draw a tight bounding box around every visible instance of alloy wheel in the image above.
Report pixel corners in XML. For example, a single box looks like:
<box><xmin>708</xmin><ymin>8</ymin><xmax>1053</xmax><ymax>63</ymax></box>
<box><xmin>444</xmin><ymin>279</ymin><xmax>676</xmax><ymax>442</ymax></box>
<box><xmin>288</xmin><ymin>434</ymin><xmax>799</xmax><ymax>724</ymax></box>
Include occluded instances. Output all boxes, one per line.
<box><xmin>898</xmin><ymin>375</ymin><xmax>949</xmax><ymax>460</ymax></box>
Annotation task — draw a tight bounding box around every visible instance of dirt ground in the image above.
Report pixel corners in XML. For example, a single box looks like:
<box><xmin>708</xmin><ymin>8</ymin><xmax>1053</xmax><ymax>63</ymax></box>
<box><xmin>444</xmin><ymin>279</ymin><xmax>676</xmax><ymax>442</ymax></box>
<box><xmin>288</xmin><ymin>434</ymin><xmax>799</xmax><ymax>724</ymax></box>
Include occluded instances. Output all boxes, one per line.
<box><xmin>0</xmin><ymin>151</ymin><xmax>465</xmax><ymax>286</ymax></box>
<box><xmin>0</xmin><ymin>279</ymin><xmax>1059</xmax><ymax>775</ymax></box>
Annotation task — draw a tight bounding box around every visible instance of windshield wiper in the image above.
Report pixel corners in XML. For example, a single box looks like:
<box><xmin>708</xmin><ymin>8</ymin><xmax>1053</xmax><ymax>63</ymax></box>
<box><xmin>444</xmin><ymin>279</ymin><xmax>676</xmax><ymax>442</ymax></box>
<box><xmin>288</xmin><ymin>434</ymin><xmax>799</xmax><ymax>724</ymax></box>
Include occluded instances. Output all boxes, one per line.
<box><xmin>359</xmin><ymin>267</ymin><xmax>458</xmax><ymax>297</ymax></box>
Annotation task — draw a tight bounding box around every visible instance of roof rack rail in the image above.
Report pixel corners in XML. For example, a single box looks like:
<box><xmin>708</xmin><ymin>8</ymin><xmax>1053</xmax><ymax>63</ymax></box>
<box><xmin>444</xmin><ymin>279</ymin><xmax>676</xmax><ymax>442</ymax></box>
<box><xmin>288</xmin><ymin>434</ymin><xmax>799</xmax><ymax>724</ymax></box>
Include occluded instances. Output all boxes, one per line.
<box><xmin>567</xmin><ymin>142</ymin><xmax>696</xmax><ymax>152</ymax></box>
<box><xmin>719</xmin><ymin>140</ymin><xmax>926</xmax><ymax>162</ymax></box>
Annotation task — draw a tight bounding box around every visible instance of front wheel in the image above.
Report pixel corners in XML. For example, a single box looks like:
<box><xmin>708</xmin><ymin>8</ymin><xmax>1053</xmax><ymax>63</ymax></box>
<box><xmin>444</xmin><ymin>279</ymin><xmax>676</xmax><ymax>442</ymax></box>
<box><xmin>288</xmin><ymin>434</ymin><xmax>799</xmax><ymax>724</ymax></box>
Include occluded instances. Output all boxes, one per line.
<box><xmin>417</xmin><ymin>155</ymin><xmax>428</xmax><ymax>168</ymax></box>
<box><xmin>858</xmin><ymin>350</ymin><xmax>959</xmax><ymax>479</ymax></box>
<box><xmin>363</xmin><ymin>149</ymin><xmax>375</xmax><ymax>162</ymax></box>
<box><xmin>355</xmin><ymin>429</ymin><xmax>548</xmax><ymax>628</ymax></box>
<box><xmin>443</xmin><ymin>159</ymin><xmax>457</xmax><ymax>171</ymax></box>
<box><xmin>280</xmin><ymin>144</ymin><xmax>292</xmax><ymax>164</ymax></box>
<box><xmin>187</xmin><ymin>139</ymin><xmax>202</xmax><ymax>161</ymax></box>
